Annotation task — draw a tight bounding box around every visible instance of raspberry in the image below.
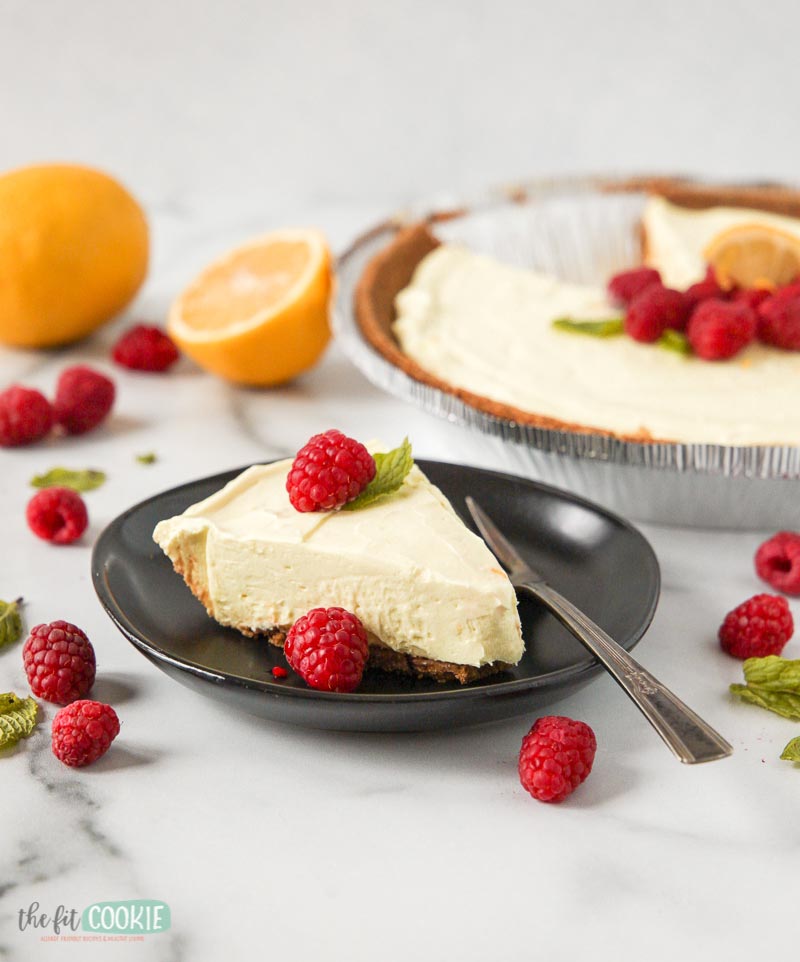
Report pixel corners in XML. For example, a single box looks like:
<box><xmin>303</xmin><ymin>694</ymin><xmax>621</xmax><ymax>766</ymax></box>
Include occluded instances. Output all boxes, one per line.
<box><xmin>0</xmin><ymin>385</ymin><xmax>53</xmax><ymax>447</ymax></box>
<box><xmin>53</xmin><ymin>365</ymin><xmax>115</xmax><ymax>435</ymax></box>
<box><xmin>51</xmin><ymin>700</ymin><xmax>119</xmax><ymax>767</ymax></box>
<box><xmin>518</xmin><ymin>715</ymin><xmax>597</xmax><ymax>804</ymax></box>
<box><xmin>286</xmin><ymin>430</ymin><xmax>376</xmax><ymax>512</ymax></box>
<box><xmin>625</xmin><ymin>285</ymin><xmax>687</xmax><ymax>342</ymax></box>
<box><xmin>284</xmin><ymin>606</ymin><xmax>369</xmax><ymax>693</ymax></box>
<box><xmin>755</xmin><ymin>532</ymin><xmax>800</xmax><ymax>595</ymax></box>
<box><xmin>718</xmin><ymin>594</ymin><xmax>794</xmax><ymax>659</ymax></box>
<box><xmin>757</xmin><ymin>283</ymin><xmax>800</xmax><ymax>351</ymax></box>
<box><xmin>26</xmin><ymin>487</ymin><xmax>88</xmax><ymax>544</ymax></box>
<box><xmin>732</xmin><ymin>287</ymin><xmax>771</xmax><ymax>312</ymax></box>
<box><xmin>271</xmin><ymin>666</ymin><xmax>289</xmax><ymax>679</ymax></box>
<box><xmin>112</xmin><ymin>324</ymin><xmax>180</xmax><ymax>372</ymax></box>
<box><xmin>684</xmin><ymin>267</ymin><xmax>728</xmax><ymax>310</ymax></box>
<box><xmin>22</xmin><ymin>620</ymin><xmax>96</xmax><ymax>704</ymax></box>
<box><xmin>687</xmin><ymin>300</ymin><xmax>756</xmax><ymax>360</ymax></box>
<box><xmin>607</xmin><ymin>267</ymin><xmax>661</xmax><ymax>306</ymax></box>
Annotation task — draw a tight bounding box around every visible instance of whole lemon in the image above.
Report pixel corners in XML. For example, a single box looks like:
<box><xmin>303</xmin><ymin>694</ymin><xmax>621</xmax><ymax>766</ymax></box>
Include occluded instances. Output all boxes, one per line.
<box><xmin>0</xmin><ymin>164</ymin><xmax>148</xmax><ymax>348</ymax></box>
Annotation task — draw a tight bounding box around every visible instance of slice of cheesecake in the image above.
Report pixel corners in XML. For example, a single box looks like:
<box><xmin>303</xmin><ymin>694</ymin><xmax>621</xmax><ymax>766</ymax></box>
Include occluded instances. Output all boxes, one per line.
<box><xmin>642</xmin><ymin>195</ymin><xmax>800</xmax><ymax>289</ymax></box>
<box><xmin>153</xmin><ymin>458</ymin><xmax>524</xmax><ymax>684</ymax></box>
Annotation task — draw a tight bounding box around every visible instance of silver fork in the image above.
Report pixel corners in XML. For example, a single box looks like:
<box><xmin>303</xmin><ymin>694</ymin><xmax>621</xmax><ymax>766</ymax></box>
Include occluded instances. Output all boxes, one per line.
<box><xmin>466</xmin><ymin>497</ymin><xmax>732</xmax><ymax>765</ymax></box>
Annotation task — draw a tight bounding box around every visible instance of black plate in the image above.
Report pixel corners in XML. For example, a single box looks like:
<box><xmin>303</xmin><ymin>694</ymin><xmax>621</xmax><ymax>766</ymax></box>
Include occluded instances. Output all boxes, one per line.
<box><xmin>91</xmin><ymin>461</ymin><xmax>660</xmax><ymax>732</ymax></box>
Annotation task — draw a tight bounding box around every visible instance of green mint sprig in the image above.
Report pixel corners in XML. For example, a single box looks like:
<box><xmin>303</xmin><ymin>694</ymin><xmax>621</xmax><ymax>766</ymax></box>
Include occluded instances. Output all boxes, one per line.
<box><xmin>657</xmin><ymin>330</ymin><xmax>692</xmax><ymax>356</ymax></box>
<box><xmin>730</xmin><ymin>683</ymin><xmax>800</xmax><ymax>720</ymax></box>
<box><xmin>730</xmin><ymin>656</ymin><xmax>800</xmax><ymax>721</ymax></box>
<box><xmin>0</xmin><ymin>598</ymin><xmax>22</xmax><ymax>649</ymax></box>
<box><xmin>30</xmin><ymin>467</ymin><xmax>106</xmax><ymax>493</ymax></box>
<box><xmin>553</xmin><ymin>318</ymin><xmax>696</xmax><ymax>357</ymax></box>
<box><xmin>0</xmin><ymin>693</ymin><xmax>38</xmax><ymax>751</ymax></box>
<box><xmin>732</xmin><ymin>657</ymin><xmax>800</xmax><ymax>763</ymax></box>
<box><xmin>551</xmin><ymin>318</ymin><xmax>624</xmax><ymax>338</ymax></box>
<box><xmin>344</xmin><ymin>438</ymin><xmax>414</xmax><ymax>511</ymax></box>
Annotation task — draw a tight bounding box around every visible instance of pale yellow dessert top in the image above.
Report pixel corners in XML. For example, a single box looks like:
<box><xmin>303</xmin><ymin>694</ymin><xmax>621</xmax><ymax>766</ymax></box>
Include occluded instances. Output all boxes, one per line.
<box><xmin>153</xmin><ymin>456</ymin><xmax>524</xmax><ymax>668</ymax></box>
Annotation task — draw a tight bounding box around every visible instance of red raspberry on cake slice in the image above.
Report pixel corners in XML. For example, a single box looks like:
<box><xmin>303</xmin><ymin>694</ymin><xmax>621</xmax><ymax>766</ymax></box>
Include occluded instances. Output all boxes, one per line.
<box><xmin>625</xmin><ymin>285</ymin><xmax>688</xmax><ymax>341</ymax></box>
<box><xmin>757</xmin><ymin>283</ymin><xmax>800</xmax><ymax>350</ymax></box>
<box><xmin>607</xmin><ymin>267</ymin><xmax>661</xmax><ymax>306</ymax></box>
<box><xmin>687</xmin><ymin>301</ymin><xmax>757</xmax><ymax>360</ymax></box>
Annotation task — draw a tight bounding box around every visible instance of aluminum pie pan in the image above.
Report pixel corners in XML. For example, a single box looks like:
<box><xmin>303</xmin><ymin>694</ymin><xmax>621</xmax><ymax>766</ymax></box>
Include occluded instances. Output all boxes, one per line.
<box><xmin>332</xmin><ymin>175</ymin><xmax>800</xmax><ymax>528</ymax></box>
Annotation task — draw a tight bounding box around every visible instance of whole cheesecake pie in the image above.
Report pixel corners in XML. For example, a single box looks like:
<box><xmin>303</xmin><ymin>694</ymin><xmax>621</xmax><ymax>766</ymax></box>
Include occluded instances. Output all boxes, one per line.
<box><xmin>354</xmin><ymin>179</ymin><xmax>800</xmax><ymax>447</ymax></box>
<box><xmin>153</xmin><ymin>453</ymin><xmax>524</xmax><ymax>684</ymax></box>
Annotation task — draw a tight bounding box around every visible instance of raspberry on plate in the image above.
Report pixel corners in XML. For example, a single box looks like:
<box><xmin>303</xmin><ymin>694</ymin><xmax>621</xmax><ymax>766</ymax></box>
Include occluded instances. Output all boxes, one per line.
<box><xmin>23</xmin><ymin>620</ymin><xmax>96</xmax><ymax>704</ymax></box>
<box><xmin>0</xmin><ymin>385</ymin><xmax>53</xmax><ymax>447</ymax></box>
<box><xmin>519</xmin><ymin>715</ymin><xmax>597</xmax><ymax>803</ymax></box>
<box><xmin>718</xmin><ymin>593</ymin><xmax>793</xmax><ymax>659</ymax></box>
<box><xmin>755</xmin><ymin>532</ymin><xmax>800</xmax><ymax>595</ymax></box>
<box><xmin>687</xmin><ymin>300</ymin><xmax>757</xmax><ymax>360</ymax></box>
<box><xmin>284</xmin><ymin>606</ymin><xmax>369</xmax><ymax>692</ymax></box>
<box><xmin>53</xmin><ymin>365</ymin><xmax>115</xmax><ymax>435</ymax></box>
<box><xmin>112</xmin><ymin>324</ymin><xmax>180</xmax><ymax>372</ymax></box>
<box><xmin>26</xmin><ymin>487</ymin><xmax>89</xmax><ymax>544</ymax></box>
<box><xmin>286</xmin><ymin>429</ymin><xmax>376</xmax><ymax>512</ymax></box>
<box><xmin>757</xmin><ymin>283</ymin><xmax>800</xmax><ymax>351</ymax></box>
<box><xmin>51</xmin><ymin>700</ymin><xmax>120</xmax><ymax>767</ymax></box>
<box><xmin>625</xmin><ymin>285</ymin><xmax>687</xmax><ymax>342</ymax></box>
<box><xmin>607</xmin><ymin>267</ymin><xmax>661</xmax><ymax>306</ymax></box>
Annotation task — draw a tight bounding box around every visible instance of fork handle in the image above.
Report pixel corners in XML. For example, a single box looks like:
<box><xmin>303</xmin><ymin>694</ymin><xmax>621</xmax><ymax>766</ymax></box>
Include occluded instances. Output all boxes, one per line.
<box><xmin>519</xmin><ymin>580</ymin><xmax>732</xmax><ymax>764</ymax></box>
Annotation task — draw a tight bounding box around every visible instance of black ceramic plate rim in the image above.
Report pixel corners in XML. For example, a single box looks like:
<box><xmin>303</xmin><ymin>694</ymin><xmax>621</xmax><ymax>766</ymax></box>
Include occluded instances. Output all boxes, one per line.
<box><xmin>91</xmin><ymin>460</ymin><xmax>660</xmax><ymax>704</ymax></box>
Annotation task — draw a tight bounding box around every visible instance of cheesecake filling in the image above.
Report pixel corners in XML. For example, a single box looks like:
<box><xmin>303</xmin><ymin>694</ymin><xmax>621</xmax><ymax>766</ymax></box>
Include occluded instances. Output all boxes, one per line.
<box><xmin>392</xmin><ymin>243</ymin><xmax>800</xmax><ymax>445</ymax></box>
<box><xmin>153</xmin><ymin>459</ymin><xmax>524</xmax><ymax>668</ymax></box>
<box><xmin>643</xmin><ymin>195</ymin><xmax>800</xmax><ymax>289</ymax></box>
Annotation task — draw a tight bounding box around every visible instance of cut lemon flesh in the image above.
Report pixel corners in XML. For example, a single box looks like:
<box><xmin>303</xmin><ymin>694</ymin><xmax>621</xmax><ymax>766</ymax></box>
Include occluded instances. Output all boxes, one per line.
<box><xmin>168</xmin><ymin>229</ymin><xmax>332</xmax><ymax>386</ymax></box>
<box><xmin>703</xmin><ymin>223</ymin><xmax>800</xmax><ymax>291</ymax></box>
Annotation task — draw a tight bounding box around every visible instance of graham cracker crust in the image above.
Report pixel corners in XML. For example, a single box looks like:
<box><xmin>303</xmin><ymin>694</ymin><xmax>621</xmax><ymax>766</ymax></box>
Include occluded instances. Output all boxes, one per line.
<box><xmin>260</xmin><ymin>628</ymin><xmax>509</xmax><ymax>685</ymax></box>
<box><xmin>610</xmin><ymin>175</ymin><xmax>800</xmax><ymax>217</ymax></box>
<box><xmin>353</xmin><ymin>177</ymin><xmax>800</xmax><ymax>444</ymax></box>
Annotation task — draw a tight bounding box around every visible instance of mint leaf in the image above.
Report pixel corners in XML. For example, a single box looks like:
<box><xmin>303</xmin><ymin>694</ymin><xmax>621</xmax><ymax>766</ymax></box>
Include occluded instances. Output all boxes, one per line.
<box><xmin>344</xmin><ymin>438</ymin><xmax>414</xmax><ymax>511</ymax></box>
<box><xmin>0</xmin><ymin>693</ymin><xmax>38</xmax><ymax>751</ymax></box>
<box><xmin>731</xmin><ymin>658</ymin><xmax>800</xmax><ymax>756</ymax></box>
<box><xmin>730</xmin><ymin>657</ymin><xmax>800</xmax><ymax>719</ymax></box>
<box><xmin>0</xmin><ymin>598</ymin><xmax>22</xmax><ymax>649</ymax></box>
<box><xmin>743</xmin><ymin>656</ymin><xmax>800</xmax><ymax>691</ymax></box>
<box><xmin>730</xmin><ymin>683</ymin><xmax>800</xmax><ymax>720</ymax></box>
<box><xmin>781</xmin><ymin>737</ymin><xmax>800</xmax><ymax>762</ymax></box>
<box><xmin>31</xmin><ymin>467</ymin><xmax>106</xmax><ymax>493</ymax></box>
<box><xmin>658</xmin><ymin>330</ymin><xmax>692</xmax><ymax>355</ymax></box>
<box><xmin>136</xmin><ymin>452</ymin><xmax>157</xmax><ymax>465</ymax></box>
<box><xmin>552</xmin><ymin>317</ymin><xmax>624</xmax><ymax>338</ymax></box>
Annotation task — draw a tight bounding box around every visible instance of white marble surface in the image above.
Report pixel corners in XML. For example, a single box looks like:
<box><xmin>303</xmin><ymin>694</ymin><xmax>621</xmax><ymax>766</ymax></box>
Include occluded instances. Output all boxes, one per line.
<box><xmin>5</xmin><ymin>4</ymin><xmax>800</xmax><ymax>957</ymax></box>
<box><xmin>1</xmin><ymin>202</ymin><xmax>798</xmax><ymax>962</ymax></box>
